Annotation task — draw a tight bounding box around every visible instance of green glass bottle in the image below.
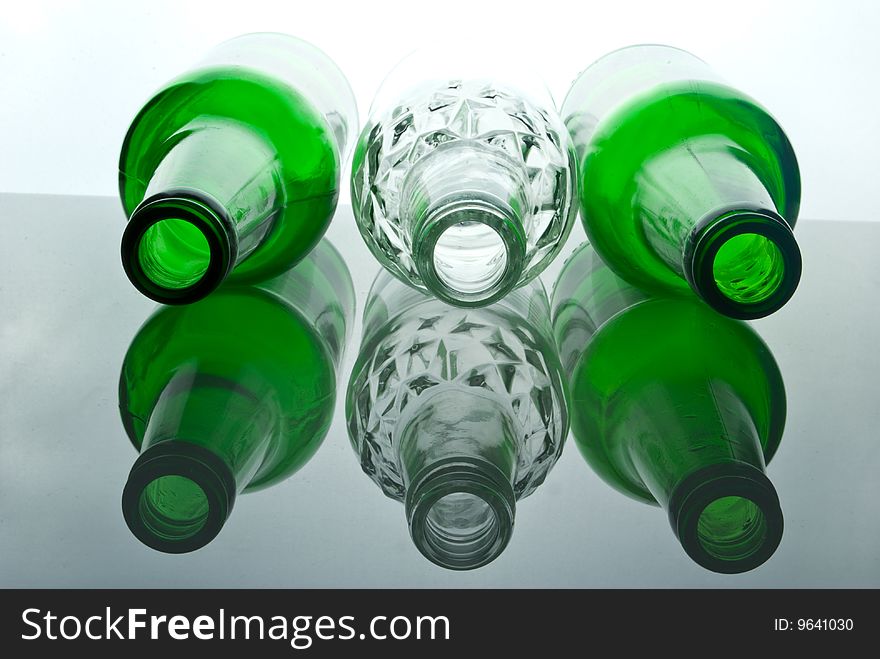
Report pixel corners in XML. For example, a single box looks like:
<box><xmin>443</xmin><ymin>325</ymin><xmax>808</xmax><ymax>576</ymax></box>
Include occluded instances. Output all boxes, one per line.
<box><xmin>561</xmin><ymin>45</ymin><xmax>801</xmax><ymax>319</ymax></box>
<box><xmin>119</xmin><ymin>239</ymin><xmax>354</xmax><ymax>553</ymax></box>
<box><xmin>119</xmin><ymin>33</ymin><xmax>357</xmax><ymax>304</ymax></box>
<box><xmin>552</xmin><ymin>241</ymin><xmax>786</xmax><ymax>573</ymax></box>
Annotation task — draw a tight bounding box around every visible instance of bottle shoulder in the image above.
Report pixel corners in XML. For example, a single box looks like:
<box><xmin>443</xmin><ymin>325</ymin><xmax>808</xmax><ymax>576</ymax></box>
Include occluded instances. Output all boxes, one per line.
<box><xmin>572</xmin><ymin>80</ymin><xmax>787</xmax><ymax>153</ymax></box>
<box><xmin>194</xmin><ymin>33</ymin><xmax>358</xmax><ymax>159</ymax></box>
<box><xmin>120</xmin><ymin>66</ymin><xmax>340</xmax><ymax>207</ymax></box>
<box><xmin>579</xmin><ymin>80</ymin><xmax>799</xmax><ymax>210</ymax></box>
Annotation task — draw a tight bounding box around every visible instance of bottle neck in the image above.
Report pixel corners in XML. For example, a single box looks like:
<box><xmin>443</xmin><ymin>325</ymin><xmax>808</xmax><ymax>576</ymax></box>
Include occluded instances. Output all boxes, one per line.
<box><xmin>122</xmin><ymin>367</ymin><xmax>277</xmax><ymax>553</ymax></box>
<box><xmin>636</xmin><ymin>136</ymin><xmax>801</xmax><ymax>319</ymax></box>
<box><xmin>398</xmin><ymin>388</ymin><xmax>518</xmax><ymax>570</ymax></box>
<box><xmin>121</xmin><ymin>118</ymin><xmax>283</xmax><ymax>304</ymax></box>
<box><xmin>401</xmin><ymin>142</ymin><xmax>529</xmax><ymax>307</ymax></box>
<box><xmin>612</xmin><ymin>378</ymin><xmax>783</xmax><ymax>573</ymax></box>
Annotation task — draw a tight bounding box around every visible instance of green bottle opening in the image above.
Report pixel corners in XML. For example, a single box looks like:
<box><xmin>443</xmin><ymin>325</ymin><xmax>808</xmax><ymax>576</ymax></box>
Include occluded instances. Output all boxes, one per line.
<box><xmin>686</xmin><ymin>207</ymin><xmax>802</xmax><ymax>320</ymax></box>
<box><xmin>137</xmin><ymin>219</ymin><xmax>212</xmax><ymax>290</ymax></box>
<box><xmin>712</xmin><ymin>232</ymin><xmax>785</xmax><ymax>305</ymax></box>
<box><xmin>122</xmin><ymin>441</ymin><xmax>235</xmax><ymax>554</ymax></box>
<box><xmin>697</xmin><ymin>495</ymin><xmax>769</xmax><ymax>562</ymax></box>
<box><xmin>669</xmin><ymin>463</ymin><xmax>783</xmax><ymax>574</ymax></box>
<box><xmin>138</xmin><ymin>475</ymin><xmax>210</xmax><ymax>542</ymax></box>
<box><xmin>121</xmin><ymin>193</ymin><xmax>235</xmax><ymax>305</ymax></box>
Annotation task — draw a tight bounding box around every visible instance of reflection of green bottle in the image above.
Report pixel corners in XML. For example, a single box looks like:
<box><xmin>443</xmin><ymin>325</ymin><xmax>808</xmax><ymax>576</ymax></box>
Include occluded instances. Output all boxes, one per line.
<box><xmin>119</xmin><ymin>33</ymin><xmax>357</xmax><ymax>304</ymax></box>
<box><xmin>553</xmin><ymin>242</ymin><xmax>785</xmax><ymax>573</ymax></box>
<box><xmin>119</xmin><ymin>240</ymin><xmax>354</xmax><ymax>553</ymax></box>
<box><xmin>561</xmin><ymin>45</ymin><xmax>801</xmax><ymax>319</ymax></box>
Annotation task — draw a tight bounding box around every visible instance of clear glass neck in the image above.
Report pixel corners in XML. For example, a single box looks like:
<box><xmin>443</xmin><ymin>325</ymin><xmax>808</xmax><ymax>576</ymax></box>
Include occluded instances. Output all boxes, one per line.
<box><xmin>398</xmin><ymin>388</ymin><xmax>517</xmax><ymax>570</ymax></box>
<box><xmin>402</xmin><ymin>142</ymin><xmax>529</xmax><ymax>306</ymax></box>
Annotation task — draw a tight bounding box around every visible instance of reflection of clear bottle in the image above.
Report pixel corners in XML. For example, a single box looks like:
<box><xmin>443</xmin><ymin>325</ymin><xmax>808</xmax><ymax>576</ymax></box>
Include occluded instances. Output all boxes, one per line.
<box><xmin>552</xmin><ymin>242</ymin><xmax>786</xmax><ymax>573</ymax></box>
<box><xmin>347</xmin><ymin>271</ymin><xmax>569</xmax><ymax>569</ymax></box>
<box><xmin>120</xmin><ymin>33</ymin><xmax>357</xmax><ymax>304</ymax></box>
<box><xmin>561</xmin><ymin>45</ymin><xmax>801</xmax><ymax>319</ymax></box>
<box><xmin>351</xmin><ymin>50</ymin><xmax>577</xmax><ymax>307</ymax></box>
<box><xmin>120</xmin><ymin>240</ymin><xmax>354</xmax><ymax>553</ymax></box>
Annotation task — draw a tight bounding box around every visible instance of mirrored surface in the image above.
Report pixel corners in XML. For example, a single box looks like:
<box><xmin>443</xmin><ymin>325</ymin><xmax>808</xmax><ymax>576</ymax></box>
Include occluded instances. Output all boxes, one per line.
<box><xmin>1</xmin><ymin>193</ymin><xmax>878</xmax><ymax>587</ymax></box>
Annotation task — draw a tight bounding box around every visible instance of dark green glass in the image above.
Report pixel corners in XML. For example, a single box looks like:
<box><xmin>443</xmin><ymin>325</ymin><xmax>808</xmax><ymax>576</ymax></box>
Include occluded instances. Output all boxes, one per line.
<box><xmin>119</xmin><ymin>33</ymin><xmax>357</xmax><ymax>304</ymax></box>
<box><xmin>119</xmin><ymin>239</ymin><xmax>354</xmax><ymax>553</ymax></box>
<box><xmin>552</xmin><ymin>241</ymin><xmax>786</xmax><ymax>573</ymax></box>
<box><xmin>561</xmin><ymin>45</ymin><xmax>801</xmax><ymax>319</ymax></box>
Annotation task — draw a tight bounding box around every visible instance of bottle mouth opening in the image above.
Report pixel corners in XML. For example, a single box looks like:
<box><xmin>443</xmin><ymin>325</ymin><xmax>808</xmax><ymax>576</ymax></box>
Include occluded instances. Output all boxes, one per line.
<box><xmin>122</xmin><ymin>441</ymin><xmax>235</xmax><ymax>553</ymax></box>
<box><xmin>669</xmin><ymin>463</ymin><xmax>784</xmax><ymax>574</ymax></box>
<box><xmin>433</xmin><ymin>221</ymin><xmax>509</xmax><ymax>296</ymax></box>
<box><xmin>138</xmin><ymin>474</ymin><xmax>210</xmax><ymax>542</ymax></box>
<box><xmin>138</xmin><ymin>218</ymin><xmax>211</xmax><ymax>290</ymax></box>
<box><xmin>423</xmin><ymin>492</ymin><xmax>504</xmax><ymax>565</ymax></box>
<box><xmin>696</xmin><ymin>495</ymin><xmax>769</xmax><ymax>562</ymax></box>
<box><xmin>121</xmin><ymin>194</ymin><xmax>236</xmax><ymax>304</ymax></box>
<box><xmin>406</xmin><ymin>459</ymin><xmax>516</xmax><ymax>570</ymax></box>
<box><xmin>686</xmin><ymin>208</ymin><xmax>801</xmax><ymax>319</ymax></box>
<box><xmin>712</xmin><ymin>232</ymin><xmax>785</xmax><ymax>305</ymax></box>
<box><xmin>415</xmin><ymin>201</ymin><xmax>525</xmax><ymax>308</ymax></box>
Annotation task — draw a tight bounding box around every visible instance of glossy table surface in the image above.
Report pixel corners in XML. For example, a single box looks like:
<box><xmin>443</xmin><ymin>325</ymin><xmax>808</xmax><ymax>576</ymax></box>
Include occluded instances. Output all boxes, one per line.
<box><xmin>1</xmin><ymin>193</ymin><xmax>878</xmax><ymax>587</ymax></box>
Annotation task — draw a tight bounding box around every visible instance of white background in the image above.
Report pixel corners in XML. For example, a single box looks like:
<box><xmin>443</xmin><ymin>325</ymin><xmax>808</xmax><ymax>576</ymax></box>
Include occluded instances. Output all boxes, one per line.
<box><xmin>1</xmin><ymin>0</ymin><xmax>878</xmax><ymax>221</ymax></box>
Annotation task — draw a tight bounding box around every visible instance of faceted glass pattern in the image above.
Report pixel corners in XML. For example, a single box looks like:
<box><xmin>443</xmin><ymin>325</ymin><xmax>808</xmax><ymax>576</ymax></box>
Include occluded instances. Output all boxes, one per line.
<box><xmin>351</xmin><ymin>80</ymin><xmax>577</xmax><ymax>293</ymax></box>
<box><xmin>347</xmin><ymin>272</ymin><xmax>568</xmax><ymax>502</ymax></box>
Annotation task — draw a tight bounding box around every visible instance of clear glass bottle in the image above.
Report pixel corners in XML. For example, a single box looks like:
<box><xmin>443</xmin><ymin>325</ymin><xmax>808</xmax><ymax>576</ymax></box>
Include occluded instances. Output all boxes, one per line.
<box><xmin>119</xmin><ymin>33</ymin><xmax>357</xmax><ymax>304</ymax></box>
<box><xmin>552</xmin><ymin>241</ymin><xmax>786</xmax><ymax>573</ymax></box>
<box><xmin>351</xmin><ymin>48</ymin><xmax>577</xmax><ymax>307</ymax></box>
<box><xmin>561</xmin><ymin>45</ymin><xmax>801</xmax><ymax>319</ymax></box>
<box><xmin>119</xmin><ymin>239</ymin><xmax>354</xmax><ymax>552</ymax></box>
<box><xmin>347</xmin><ymin>270</ymin><xmax>569</xmax><ymax>569</ymax></box>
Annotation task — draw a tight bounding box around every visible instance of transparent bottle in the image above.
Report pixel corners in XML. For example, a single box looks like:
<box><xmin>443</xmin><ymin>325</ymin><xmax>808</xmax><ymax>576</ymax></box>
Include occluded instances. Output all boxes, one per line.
<box><xmin>351</xmin><ymin>48</ymin><xmax>577</xmax><ymax>307</ymax></box>
<box><xmin>552</xmin><ymin>241</ymin><xmax>786</xmax><ymax>573</ymax></box>
<box><xmin>119</xmin><ymin>240</ymin><xmax>354</xmax><ymax>552</ymax></box>
<box><xmin>347</xmin><ymin>270</ymin><xmax>569</xmax><ymax>569</ymax></box>
<box><xmin>119</xmin><ymin>33</ymin><xmax>357</xmax><ymax>304</ymax></box>
<box><xmin>561</xmin><ymin>45</ymin><xmax>801</xmax><ymax>319</ymax></box>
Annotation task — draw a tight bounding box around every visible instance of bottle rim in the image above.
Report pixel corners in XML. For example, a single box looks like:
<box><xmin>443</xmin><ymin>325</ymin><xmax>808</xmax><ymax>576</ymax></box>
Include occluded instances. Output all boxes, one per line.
<box><xmin>669</xmin><ymin>462</ymin><xmax>784</xmax><ymax>574</ymax></box>
<box><xmin>406</xmin><ymin>457</ymin><xmax>516</xmax><ymax>570</ymax></box>
<box><xmin>121</xmin><ymin>191</ymin><xmax>236</xmax><ymax>304</ymax></box>
<box><xmin>684</xmin><ymin>205</ymin><xmax>802</xmax><ymax>319</ymax></box>
<box><xmin>122</xmin><ymin>440</ymin><xmax>235</xmax><ymax>554</ymax></box>
<box><xmin>413</xmin><ymin>196</ymin><xmax>527</xmax><ymax>308</ymax></box>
